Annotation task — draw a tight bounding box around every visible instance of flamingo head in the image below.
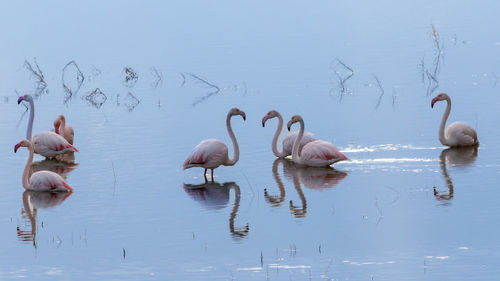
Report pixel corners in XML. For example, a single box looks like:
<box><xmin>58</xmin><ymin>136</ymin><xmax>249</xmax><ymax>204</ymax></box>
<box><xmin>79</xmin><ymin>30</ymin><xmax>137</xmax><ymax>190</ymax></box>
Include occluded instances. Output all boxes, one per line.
<box><xmin>287</xmin><ymin>115</ymin><xmax>303</xmax><ymax>131</ymax></box>
<box><xmin>229</xmin><ymin>107</ymin><xmax>246</xmax><ymax>121</ymax></box>
<box><xmin>17</xmin><ymin>94</ymin><xmax>32</xmax><ymax>104</ymax></box>
<box><xmin>14</xmin><ymin>140</ymin><xmax>30</xmax><ymax>153</ymax></box>
<box><xmin>431</xmin><ymin>93</ymin><xmax>449</xmax><ymax>108</ymax></box>
<box><xmin>262</xmin><ymin>110</ymin><xmax>279</xmax><ymax>127</ymax></box>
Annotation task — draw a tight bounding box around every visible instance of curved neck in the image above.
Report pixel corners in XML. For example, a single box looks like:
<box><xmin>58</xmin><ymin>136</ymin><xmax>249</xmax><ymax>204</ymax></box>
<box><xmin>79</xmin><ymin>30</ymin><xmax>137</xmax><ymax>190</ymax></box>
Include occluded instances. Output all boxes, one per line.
<box><xmin>59</xmin><ymin>118</ymin><xmax>66</xmax><ymax>138</ymax></box>
<box><xmin>439</xmin><ymin>98</ymin><xmax>451</xmax><ymax>145</ymax></box>
<box><xmin>290</xmin><ymin>169</ymin><xmax>307</xmax><ymax>217</ymax></box>
<box><xmin>291</xmin><ymin>119</ymin><xmax>305</xmax><ymax>164</ymax></box>
<box><xmin>229</xmin><ymin>185</ymin><xmax>241</xmax><ymax>233</ymax></box>
<box><xmin>265</xmin><ymin>159</ymin><xmax>286</xmax><ymax>205</ymax></box>
<box><xmin>22</xmin><ymin>144</ymin><xmax>34</xmax><ymax>189</ymax></box>
<box><xmin>27</xmin><ymin>99</ymin><xmax>35</xmax><ymax>140</ymax></box>
<box><xmin>225</xmin><ymin>114</ymin><xmax>239</xmax><ymax>166</ymax></box>
<box><xmin>271</xmin><ymin>114</ymin><xmax>286</xmax><ymax>158</ymax></box>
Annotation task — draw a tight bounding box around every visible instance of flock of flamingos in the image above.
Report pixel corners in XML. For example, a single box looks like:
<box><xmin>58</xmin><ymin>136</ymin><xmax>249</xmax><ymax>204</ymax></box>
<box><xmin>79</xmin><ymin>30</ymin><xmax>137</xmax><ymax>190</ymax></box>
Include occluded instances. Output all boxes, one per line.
<box><xmin>14</xmin><ymin>92</ymin><xmax>478</xmax><ymax>192</ymax></box>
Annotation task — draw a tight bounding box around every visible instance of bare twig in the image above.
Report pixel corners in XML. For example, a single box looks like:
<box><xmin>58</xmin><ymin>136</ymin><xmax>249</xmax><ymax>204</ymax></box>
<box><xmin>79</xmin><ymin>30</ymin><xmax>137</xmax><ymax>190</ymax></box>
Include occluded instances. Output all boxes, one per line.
<box><xmin>24</xmin><ymin>58</ymin><xmax>48</xmax><ymax>97</ymax></box>
<box><xmin>85</xmin><ymin>88</ymin><xmax>107</xmax><ymax>109</ymax></box>
<box><xmin>124</xmin><ymin>92</ymin><xmax>140</xmax><ymax>112</ymax></box>
<box><xmin>183</xmin><ymin>72</ymin><xmax>221</xmax><ymax>106</ymax></box>
<box><xmin>373</xmin><ymin>74</ymin><xmax>385</xmax><ymax>109</ymax></box>
<box><xmin>179</xmin><ymin>72</ymin><xmax>186</xmax><ymax>87</ymax></box>
<box><xmin>150</xmin><ymin>67</ymin><xmax>163</xmax><ymax>88</ymax></box>
<box><xmin>123</xmin><ymin>67</ymin><xmax>138</xmax><ymax>88</ymax></box>
<box><xmin>330</xmin><ymin>59</ymin><xmax>354</xmax><ymax>102</ymax></box>
<box><xmin>62</xmin><ymin>60</ymin><xmax>85</xmax><ymax>103</ymax></box>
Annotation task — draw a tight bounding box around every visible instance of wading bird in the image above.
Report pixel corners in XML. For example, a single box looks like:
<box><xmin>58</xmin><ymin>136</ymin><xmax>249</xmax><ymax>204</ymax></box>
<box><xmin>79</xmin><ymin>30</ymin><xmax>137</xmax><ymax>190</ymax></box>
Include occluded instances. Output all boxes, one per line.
<box><xmin>18</xmin><ymin>94</ymin><xmax>78</xmax><ymax>159</ymax></box>
<box><xmin>183</xmin><ymin>108</ymin><xmax>246</xmax><ymax>182</ymax></box>
<box><xmin>431</xmin><ymin>93</ymin><xmax>479</xmax><ymax>147</ymax></box>
<box><xmin>14</xmin><ymin>140</ymin><xmax>73</xmax><ymax>192</ymax></box>
<box><xmin>54</xmin><ymin>114</ymin><xmax>74</xmax><ymax>145</ymax></box>
<box><xmin>262</xmin><ymin>110</ymin><xmax>315</xmax><ymax>158</ymax></box>
<box><xmin>287</xmin><ymin>115</ymin><xmax>348</xmax><ymax>167</ymax></box>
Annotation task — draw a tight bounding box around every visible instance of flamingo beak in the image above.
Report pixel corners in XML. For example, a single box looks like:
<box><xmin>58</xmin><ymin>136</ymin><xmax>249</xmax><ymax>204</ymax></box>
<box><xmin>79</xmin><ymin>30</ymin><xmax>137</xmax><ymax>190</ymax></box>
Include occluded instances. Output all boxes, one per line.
<box><xmin>287</xmin><ymin>120</ymin><xmax>292</xmax><ymax>131</ymax></box>
<box><xmin>14</xmin><ymin>142</ymin><xmax>22</xmax><ymax>153</ymax></box>
<box><xmin>17</xmin><ymin>96</ymin><xmax>24</xmax><ymax>104</ymax></box>
<box><xmin>431</xmin><ymin>97</ymin><xmax>439</xmax><ymax>108</ymax></box>
<box><xmin>241</xmin><ymin>113</ymin><xmax>246</xmax><ymax>121</ymax></box>
<box><xmin>262</xmin><ymin>116</ymin><xmax>267</xmax><ymax>127</ymax></box>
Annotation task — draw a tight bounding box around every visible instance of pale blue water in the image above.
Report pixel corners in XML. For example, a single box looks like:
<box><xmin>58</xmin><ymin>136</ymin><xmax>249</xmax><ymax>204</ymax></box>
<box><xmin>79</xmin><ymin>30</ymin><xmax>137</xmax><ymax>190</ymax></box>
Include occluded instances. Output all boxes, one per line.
<box><xmin>0</xmin><ymin>0</ymin><xmax>499</xmax><ymax>280</ymax></box>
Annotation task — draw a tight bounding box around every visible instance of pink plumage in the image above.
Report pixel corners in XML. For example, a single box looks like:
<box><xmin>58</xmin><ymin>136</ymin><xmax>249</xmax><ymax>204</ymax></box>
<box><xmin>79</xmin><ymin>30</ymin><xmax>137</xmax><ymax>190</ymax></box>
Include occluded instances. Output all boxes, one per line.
<box><xmin>183</xmin><ymin>108</ymin><xmax>246</xmax><ymax>182</ymax></box>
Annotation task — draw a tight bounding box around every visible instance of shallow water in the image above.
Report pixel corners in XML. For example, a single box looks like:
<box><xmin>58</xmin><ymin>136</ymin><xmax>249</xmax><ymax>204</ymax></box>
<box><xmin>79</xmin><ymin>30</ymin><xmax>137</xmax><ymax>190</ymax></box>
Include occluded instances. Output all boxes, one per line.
<box><xmin>1</xmin><ymin>0</ymin><xmax>500</xmax><ymax>280</ymax></box>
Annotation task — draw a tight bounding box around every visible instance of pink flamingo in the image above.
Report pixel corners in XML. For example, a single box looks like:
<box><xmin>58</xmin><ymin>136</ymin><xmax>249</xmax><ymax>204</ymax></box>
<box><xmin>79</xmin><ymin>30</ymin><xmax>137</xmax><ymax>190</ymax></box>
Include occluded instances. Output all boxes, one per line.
<box><xmin>14</xmin><ymin>140</ymin><xmax>73</xmax><ymax>192</ymax></box>
<box><xmin>431</xmin><ymin>93</ymin><xmax>479</xmax><ymax>147</ymax></box>
<box><xmin>287</xmin><ymin>115</ymin><xmax>348</xmax><ymax>167</ymax></box>
<box><xmin>183</xmin><ymin>108</ymin><xmax>246</xmax><ymax>182</ymax></box>
<box><xmin>18</xmin><ymin>94</ymin><xmax>78</xmax><ymax>158</ymax></box>
<box><xmin>262</xmin><ymin>110</ymin><xmax>315</xmax><ymax>158</ymax></box>
<box><xmin>53</xmin><ymin>114</ymin><xmax>74</xmax><ymax>145</ymax></box>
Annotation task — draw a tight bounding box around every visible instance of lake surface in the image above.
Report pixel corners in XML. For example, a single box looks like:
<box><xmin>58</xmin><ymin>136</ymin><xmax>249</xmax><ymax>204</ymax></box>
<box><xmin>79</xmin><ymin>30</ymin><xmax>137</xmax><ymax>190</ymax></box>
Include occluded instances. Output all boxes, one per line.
<box><xmin>1</xmin><ymin>0</ymin><xmax>500</xmax><ymax>280</ymax></box>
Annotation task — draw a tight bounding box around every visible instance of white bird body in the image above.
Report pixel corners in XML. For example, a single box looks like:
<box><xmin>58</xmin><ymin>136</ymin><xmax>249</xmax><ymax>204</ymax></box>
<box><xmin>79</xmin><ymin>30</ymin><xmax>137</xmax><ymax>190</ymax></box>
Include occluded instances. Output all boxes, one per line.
<box><xmin>431</xmin><ymin>93</ymin><xmax>478</xmax><ymax>147</ymax></box>
<box><xmin>183</xmin><ymin>108</ymin><xmax>246</xmax><ymax>181</ymax></box>
<box><xmin>15</xmin><ymin>140</ymin><xmax>73</xmax><ymax>192</ymax></box>
<box><xmin>287</xmin><ymin>115</ymin><xmax>348</xmax><ymax>167</ymax></box>
<box><xmin>183</xmin><ymin>139</ymin><xmax>229</xmax><ymax>170</ymax></box>
<box><xmin>262</xmin><ymin>110</ymin><xmax>315</xmax><ymax>158</ymax></box>
<box><xmin>32</xmin><ymin>131</ymin><xmax>78</xmax><ymax>158</ymax></box>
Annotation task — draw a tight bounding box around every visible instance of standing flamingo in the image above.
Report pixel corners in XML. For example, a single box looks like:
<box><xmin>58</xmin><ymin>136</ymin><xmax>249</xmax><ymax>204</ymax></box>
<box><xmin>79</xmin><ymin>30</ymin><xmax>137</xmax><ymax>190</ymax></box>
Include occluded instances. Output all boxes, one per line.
<box><xmin>183</xmin><ymin>108</ymin><xmax>246</xmax><ymax>182</ymax></box>
<box><xmin>431</xmin><ymin>93</ymin><xmax>479</xmax><ymax>147</ymax></box>
<box><xmin>54</xmin><ymin>114</ymin><xmax>74</xmax><ymax>144</ymax></box>
<box><xmin>287</xmin><ymin>115</ymin><xmax>348</xmax><ymax>167</ymax></box>
<box><xmin>262</xmin><ymin>110</ymin><xmax>315</xmax><ymax>158</ymax></box>
<box><xmin>18</xmin><ymin>94</ymin><xmax>78</xmax><ymax>158</ymax></box>
<box><xmin>14</xmin><ymin>140</ymin><xmax>73</xmax><ymax>192</ymax></box>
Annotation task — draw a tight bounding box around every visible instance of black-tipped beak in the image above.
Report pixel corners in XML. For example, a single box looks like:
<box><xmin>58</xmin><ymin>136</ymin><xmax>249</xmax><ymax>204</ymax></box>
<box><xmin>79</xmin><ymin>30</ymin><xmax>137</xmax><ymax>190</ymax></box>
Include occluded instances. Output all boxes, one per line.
<box><xmin>17</xmin><ymin>96</ymin><xmax>23</xmax><ymax>104</ymax></box>
<box><xmin>431</xmin><ymin>103</ymin><xmax>434</xmax><ymax>108</ymax></box>
<box><xmin>14</xmin><ymin>143</ymin><xmax>21</xmax><ymax>153</ymax></box>
<box><xmin>262</xmin><ymin>122</ymin><xmax>265</xmax><ymax>127</ymax></box>
<box><xmin>243</xmin><ymin>116</ymin><xmax>246</xmax><ymax>121</ymax></box>
<box><xmin>287</xmin><ymin>125</ymin><xmax>291</xmax><ymax>131</ymax></box>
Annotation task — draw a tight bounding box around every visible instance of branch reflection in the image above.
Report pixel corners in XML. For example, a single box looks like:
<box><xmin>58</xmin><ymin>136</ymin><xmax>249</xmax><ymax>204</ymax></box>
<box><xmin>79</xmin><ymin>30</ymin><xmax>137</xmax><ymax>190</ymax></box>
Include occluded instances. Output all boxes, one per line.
<box><xmin>183</xmin><ymin>181</ymin><xmax>249</xmax><ymax>239</ymax></box>
<box><xmin>434</xmin><ymin>146</ymin><xmax>478</xmax><ymax>202</ymax></box>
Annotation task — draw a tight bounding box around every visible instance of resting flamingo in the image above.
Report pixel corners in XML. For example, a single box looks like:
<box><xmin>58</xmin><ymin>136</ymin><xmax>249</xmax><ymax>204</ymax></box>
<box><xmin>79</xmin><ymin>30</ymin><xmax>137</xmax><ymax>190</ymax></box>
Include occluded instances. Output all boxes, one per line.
<box><xmin>183</xmin><ymin>108</ymin><xmax>246</xmax><ymax>182</ymax></box>
<box><xmin>262</xmin><ymin>110</ymin><xmax>315</xmax><ymax>158</ymax></box>
<box><xmin>431</xmin><ymin>93</ymin><xmax>479</xmax><ymax>147</ymax></box>
<box><xmin>18</xmin><ymin>94</ymin><xmax>78</xmax><ymax>158</ymax></box>
<box><xmin>287</xmin><ymin>115</ymin><xmax>348</xmax><ymax>167</ymax></box>
<box><xmin>54</xmin><ymin>114</ymin><xmax>74</xmax><ymax>144</ymax></box>
<box><xmin>14</xmin><ymin>140</ymin><xmax>73</xmax><ymax>192</ymax></box>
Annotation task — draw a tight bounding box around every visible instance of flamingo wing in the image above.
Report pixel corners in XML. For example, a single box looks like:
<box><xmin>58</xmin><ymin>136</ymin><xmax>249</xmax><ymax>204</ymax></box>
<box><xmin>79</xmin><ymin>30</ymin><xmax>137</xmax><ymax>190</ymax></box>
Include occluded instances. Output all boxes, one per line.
<box><xmin>282</xmin><ymin>131</ymin><xmax>315</xmax><ymax>156</ymax></box>
<box><xmin>29</xmin><ymin>171</ymin><xmax>73</xmax><ymax>192</ymax></box>
<box><xmin>183</xmin><ymin>139</ymin><xmax>228</xmax><ymax>169</ymax></box>
<box><xmin>446</xmin><ymin>122</ymin><xmax>478</xmax><ymax>146</ymax></box>
<box><xmin>33</xmin><ymin>132</ymin><xmax>78</xmax><ymax>158</ymax></box>
<box><xmin>300</xmin><ymin>140</ymin><xmax>348</xmax><ymax>166</ymax></box>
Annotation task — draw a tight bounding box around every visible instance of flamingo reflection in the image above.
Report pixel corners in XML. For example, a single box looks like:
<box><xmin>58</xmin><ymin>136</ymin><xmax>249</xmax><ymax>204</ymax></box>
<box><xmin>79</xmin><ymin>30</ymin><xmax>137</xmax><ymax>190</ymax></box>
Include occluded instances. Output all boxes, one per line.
<box><xmin>17</xmin><ymin>191</ymin><xmax>72</xmax><ymax>247</ymax></box>
<box><xmin>434</xmin><ymin>146</ymin><xmax>478</xmax><ymax>202</ymax></box>
<box><xmin>30</xmin><ymin>156</ymin><xmax>78</xmax><ymax>180</ymax></box>
<box><xmin>266</xmin><ymin>159</ymin><xmax>347</xmax><ymax>218</ymax></box>
<box><xmin>183</xmin><ymin>181</ymin><xmax>249</xmax><ymax>239</ymax></box>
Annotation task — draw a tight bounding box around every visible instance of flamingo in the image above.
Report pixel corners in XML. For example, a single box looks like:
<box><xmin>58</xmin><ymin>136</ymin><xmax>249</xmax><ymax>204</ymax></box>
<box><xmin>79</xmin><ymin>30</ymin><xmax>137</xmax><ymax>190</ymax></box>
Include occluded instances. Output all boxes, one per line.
<box><xmin>431</xmin><ymin>93</ymin><xmax>479</xmax><ymax>147</ymax></box>
<box><xmin>287</xmin><ymin>115</ymin><xmax>348</xmax><ymax>167</ymax></box>
<box><xmin>18</xmin><ymin>94</ymin><xmax>78</xmax><ymax>158</ymax></box>
<box><xmin>53</xmin><ymin>114</ymin><xmax>74</xmax><ymax>144</ymax></box>
<box><xmin>14</xmin><ymin>139</ymin><xmax>73</xmax><ymax>192</ymax></box>
<box><xmin>183</xmin><ymin>108</ymin><xmax>246</xmax><ymax>182</ymax></box>
<box><xmin>262</xmin><ymin>110</ymin><xmax>315</xmax><ymax>158</ymax></box>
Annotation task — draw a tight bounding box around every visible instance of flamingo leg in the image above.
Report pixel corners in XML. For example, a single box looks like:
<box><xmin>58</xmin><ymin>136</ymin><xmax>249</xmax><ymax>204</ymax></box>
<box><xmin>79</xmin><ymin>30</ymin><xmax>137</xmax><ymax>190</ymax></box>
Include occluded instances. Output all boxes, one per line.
<box><xmin>203</xmin><ymin>168</ymin><xmax>208</xmax><ymax>182</ymax></box>
<box><xmin>211</xmin><ymin>169</ymin><xmax>214</xmax><ymax>182</ymax></box>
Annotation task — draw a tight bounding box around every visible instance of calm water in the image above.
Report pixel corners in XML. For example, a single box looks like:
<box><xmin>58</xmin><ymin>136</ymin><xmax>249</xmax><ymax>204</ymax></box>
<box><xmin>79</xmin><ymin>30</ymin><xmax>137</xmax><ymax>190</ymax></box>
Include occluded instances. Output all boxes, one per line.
<box><xmin>1</xmin><ymin>1</ymin><xmax>500</xmax><ymax>280</ymax></box>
